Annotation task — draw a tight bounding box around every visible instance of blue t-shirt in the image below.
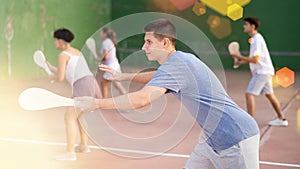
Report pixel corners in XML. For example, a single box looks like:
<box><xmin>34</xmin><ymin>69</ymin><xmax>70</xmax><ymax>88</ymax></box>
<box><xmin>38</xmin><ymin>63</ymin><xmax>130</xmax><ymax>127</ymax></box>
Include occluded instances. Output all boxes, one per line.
<box><xmin>146</xmin><ymin>51</ymin><xmax>259</xmax><ymax>151</ymax></box>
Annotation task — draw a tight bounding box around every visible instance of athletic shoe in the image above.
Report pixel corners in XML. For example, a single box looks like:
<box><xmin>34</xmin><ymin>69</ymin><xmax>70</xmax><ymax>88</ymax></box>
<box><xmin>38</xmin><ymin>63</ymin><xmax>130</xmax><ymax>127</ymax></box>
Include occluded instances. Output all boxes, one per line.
<box><xmin>55</xmin><ymin>152</ymin><xmax>76</xmax><ymax>161</ymax></box>
<box><xmin>268</xmin><ymin>118</ymin><xmax>288</xmax><ymax>127</ymax></box>
<box><xmin>75</xmin><ymin>145</ymin><xmax>91</xmax><ymax>153</ymax></box>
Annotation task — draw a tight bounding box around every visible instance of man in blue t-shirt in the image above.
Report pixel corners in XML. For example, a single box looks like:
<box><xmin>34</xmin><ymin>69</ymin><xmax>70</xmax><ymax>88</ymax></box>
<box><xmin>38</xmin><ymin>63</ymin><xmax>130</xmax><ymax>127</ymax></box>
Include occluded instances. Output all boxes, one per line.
<box><xmin>76</xmin><ymin>19</ymin><xmax>260</xmax><ymax>169</ymax></box>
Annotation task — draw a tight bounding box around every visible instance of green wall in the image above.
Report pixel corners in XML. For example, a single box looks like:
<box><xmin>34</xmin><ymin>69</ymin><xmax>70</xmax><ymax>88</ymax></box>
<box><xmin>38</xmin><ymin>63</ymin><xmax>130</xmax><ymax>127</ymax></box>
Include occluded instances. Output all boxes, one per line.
<box><xmin>111</xmin><ymin>0</ymin><xmax>300</xmax><ymax>71</ymax></box>
<box><xmin>1</xmin><ymin>0</ymin><xmax>299</xmax><ymax>79</ymax></box>
<box><xmin>0</xmin><ymin>0</ymin><xmax>110</xmax><ymax>79</ymax></box>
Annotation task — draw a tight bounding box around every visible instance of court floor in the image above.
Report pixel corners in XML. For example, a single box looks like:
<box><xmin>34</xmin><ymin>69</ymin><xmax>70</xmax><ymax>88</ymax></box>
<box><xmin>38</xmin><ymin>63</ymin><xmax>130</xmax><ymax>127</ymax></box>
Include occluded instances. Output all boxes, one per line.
<box><xmin>0</xmin><ymin>70</ymin><xmax>299</xmax><ymax>169</ymax></box>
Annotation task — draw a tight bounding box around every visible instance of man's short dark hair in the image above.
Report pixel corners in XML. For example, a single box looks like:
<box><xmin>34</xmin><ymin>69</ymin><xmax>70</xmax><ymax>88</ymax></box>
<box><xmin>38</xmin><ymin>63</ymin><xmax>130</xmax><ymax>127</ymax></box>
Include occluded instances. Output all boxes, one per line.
<box><xmin>244</xmin><ymin>17</ymin><xmax>260</xmax><ymax>30</ymax></box>
<box><xmin>53</xmin><ymin>28</ymin><xmax>74</xmax><ymax>43</ymax></box>
<box><xmin>144</xmin><ymin>19</ymin><xmax>176</xmax><ymax>46</ymax></box>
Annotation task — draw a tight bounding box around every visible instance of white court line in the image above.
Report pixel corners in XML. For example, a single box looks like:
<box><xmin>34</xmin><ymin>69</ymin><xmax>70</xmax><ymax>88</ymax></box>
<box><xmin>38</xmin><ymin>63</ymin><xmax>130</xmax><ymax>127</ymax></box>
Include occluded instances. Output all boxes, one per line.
<box><xmin>0</xmin><ymin>137</ymin><xmax>189</xmax><ymax>158</ymax></box>
<box><xmin>260</xmin><ymin>161</ymin><xmax>300</xmax><ymax>168</ymax></box>
<box><xmin>0</xmin><ymin>137</ymin><xmax>300</xmax><ymax>168</ymax></box>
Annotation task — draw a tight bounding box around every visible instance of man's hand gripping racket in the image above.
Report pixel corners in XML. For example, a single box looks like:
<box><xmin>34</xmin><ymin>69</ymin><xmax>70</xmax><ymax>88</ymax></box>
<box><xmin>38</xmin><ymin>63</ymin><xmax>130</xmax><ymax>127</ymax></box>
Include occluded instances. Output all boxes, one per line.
<box><xmin>228</xmin><ymin>42</ymin><xmax>241</xmax><ymax>69</ymax></box>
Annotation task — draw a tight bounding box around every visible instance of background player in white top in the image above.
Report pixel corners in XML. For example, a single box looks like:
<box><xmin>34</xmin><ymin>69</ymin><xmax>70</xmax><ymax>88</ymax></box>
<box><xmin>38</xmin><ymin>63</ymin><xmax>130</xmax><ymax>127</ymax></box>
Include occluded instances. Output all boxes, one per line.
<box><xmin>46</xmin><ymin>28</ymin><xmax>102</xmax><ymax>160</ymax></box>
<box><xmin>96</xmin><ymin>27</ymin><xmax>126</xmax><ymax>98</ymax></box>
<box><xmin>230</xmin><ymin>17</ymin><xmax>288</xmax><ymax>126</ymax></box>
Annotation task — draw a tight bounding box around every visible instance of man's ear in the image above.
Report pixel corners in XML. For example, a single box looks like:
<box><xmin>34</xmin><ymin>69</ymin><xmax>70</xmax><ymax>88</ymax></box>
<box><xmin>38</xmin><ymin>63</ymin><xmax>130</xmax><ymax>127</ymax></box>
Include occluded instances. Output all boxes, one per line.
<box><xmin>163</xmin><ymin>38</ymin><xmax>171</xmax><ymax>48</ymax></box>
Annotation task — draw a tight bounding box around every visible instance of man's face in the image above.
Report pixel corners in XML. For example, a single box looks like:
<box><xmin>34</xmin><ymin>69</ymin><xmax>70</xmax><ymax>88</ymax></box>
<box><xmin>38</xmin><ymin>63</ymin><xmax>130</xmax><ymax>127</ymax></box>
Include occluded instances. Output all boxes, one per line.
<box><xmin>142</xmin><ymin>32</ymin><xmax>167</xmax><ymax>61</ymax></box>
<box><xmin>243</xmin><ymin>21</ymin><xmax>255</xmax><ymax>33</ymax></box>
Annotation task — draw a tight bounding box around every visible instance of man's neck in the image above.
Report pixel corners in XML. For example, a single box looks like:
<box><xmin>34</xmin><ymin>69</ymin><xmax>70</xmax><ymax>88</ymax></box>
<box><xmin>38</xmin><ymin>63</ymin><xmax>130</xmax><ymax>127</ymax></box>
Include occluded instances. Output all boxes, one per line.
<box><xmin>249</xmin><ymin>30</ymin><xmax>258</xmax><ymax>37</ymax></box>
<box><xmin>158</xmin><ymin>48</ymin><xmax>176</xmax><ymax>64</ymax></box>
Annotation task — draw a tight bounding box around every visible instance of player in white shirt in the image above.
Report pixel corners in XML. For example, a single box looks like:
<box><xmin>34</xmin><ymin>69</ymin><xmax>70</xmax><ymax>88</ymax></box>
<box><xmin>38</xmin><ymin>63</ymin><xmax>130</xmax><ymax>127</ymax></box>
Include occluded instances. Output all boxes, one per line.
<box><xmin>97</xmin><ymin>27</ymin><xmax>126</xmax><ymax>98</ymax></box>
<box><xmin>230</xmin><ymin>17</ymin><xmax>288</xmax><ymax>127</ymax></box>
<box><xmin>46</xmin><ymin>28</ymin><xmax>102</xmax><ymax>160</ymax></box>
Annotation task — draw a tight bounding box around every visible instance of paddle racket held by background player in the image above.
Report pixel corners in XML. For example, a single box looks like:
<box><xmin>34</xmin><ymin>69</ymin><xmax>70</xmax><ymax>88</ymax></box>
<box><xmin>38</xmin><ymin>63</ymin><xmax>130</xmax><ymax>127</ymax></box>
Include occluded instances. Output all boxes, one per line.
<box><xmin>228</xmin><ymin>42</ymin><xmax>241</xmax><ymax>69</ymax></box>
<box><xmin>33</xmin><ymin>50</ymin><xmax>54</xmax><ymax>75</ymax></box>
<box><xmin>86</xmin><ymin>37</ymin><xmax>103</xmax><ymax>62</ymax></box>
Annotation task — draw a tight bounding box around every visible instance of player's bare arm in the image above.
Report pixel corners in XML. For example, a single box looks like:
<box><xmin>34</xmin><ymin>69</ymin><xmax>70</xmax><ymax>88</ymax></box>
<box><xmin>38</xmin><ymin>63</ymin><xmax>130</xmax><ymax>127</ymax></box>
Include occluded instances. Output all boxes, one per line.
<box><xmin>231</xmin><ymin>53</ymin><xmax>259</xmax><ymax>64</ymax></box>
<box><xmin>99</xmin><ymin>64</ymin><xmax>156</xmax><ymax>84</ymax></box>
<box><xmin>101</xmin><ymin>49</ymin><xmax>109</xmax><ymax>62</ymax></box>
<box><xmin>55</xmin><ymin>53</ymin><xmax>68</xmax><ymax>82</ymax></box>
<box><xmin>46</xmin><ymin>60</ymin><xmax>58</xmax><ymax>73</ymax></box>
<box><xmin>95</xmin><ymin>85</ymin><xmax>166</xmax><ymax>110</ymax></box>
<box><xmin>236</xmin><ymin>59</ymin><xmax>248</xmax><ymax>65</ymax></box>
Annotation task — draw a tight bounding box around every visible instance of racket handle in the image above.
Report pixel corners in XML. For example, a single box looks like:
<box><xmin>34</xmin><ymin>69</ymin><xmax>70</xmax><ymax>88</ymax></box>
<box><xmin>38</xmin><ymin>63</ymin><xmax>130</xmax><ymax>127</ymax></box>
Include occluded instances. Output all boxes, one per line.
<box><xmin>233</xmin><ymin>58</ymin><xmax>240</xmax><ymax>69</ymax></box>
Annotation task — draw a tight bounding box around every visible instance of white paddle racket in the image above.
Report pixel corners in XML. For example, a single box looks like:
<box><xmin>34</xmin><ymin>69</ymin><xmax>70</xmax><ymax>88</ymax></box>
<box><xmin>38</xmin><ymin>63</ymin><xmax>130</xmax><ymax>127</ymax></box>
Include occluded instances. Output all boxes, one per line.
<box><xmin>33</xmin><ymin>50</ymin><xmax>53</xmax><ymax>75</ymax></box>
<box><xmin>228</xmin><ymin>42</ymin><xmax>241</xmax><ymax>69</ymax></box>
<box><xmin>19</xmin><ymin>88</ymin><xmax>74</xmax><ymax>111</ymax></box>
<box><xmin>86</xmin><ymin>37</ymin><xmax>98</xmax><ymax>59</ymax></box>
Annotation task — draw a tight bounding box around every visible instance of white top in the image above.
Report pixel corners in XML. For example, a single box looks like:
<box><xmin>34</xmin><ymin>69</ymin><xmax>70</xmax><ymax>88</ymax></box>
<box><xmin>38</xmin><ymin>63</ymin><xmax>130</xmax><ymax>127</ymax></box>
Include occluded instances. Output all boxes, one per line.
<box><xmin>100</xmin><ymin>38</ymin><xmax>118</xmax><ymax>65</ymax></box>
<box><xmin>63</xmin><ymin>51</ymin><xmax>93</xmax><ymax>85</ymax></box>
<box><xmin>249</xmin><ymin>33</ymin><xmax>274</xmax><ymax>75</ymax></box>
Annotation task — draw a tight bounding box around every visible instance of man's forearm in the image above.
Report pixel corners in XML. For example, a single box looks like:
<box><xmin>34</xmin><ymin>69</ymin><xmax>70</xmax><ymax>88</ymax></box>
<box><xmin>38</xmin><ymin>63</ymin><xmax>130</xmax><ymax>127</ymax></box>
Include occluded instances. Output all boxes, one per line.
<box><xmin>238</xmin><ymin>59</ymin><xmax>248</xmax><ymax>65</ymax></box>
<box><xmin>238</xmin><ymin>55</ymin><xmax>258</xmax><ymax>64</ymax></box>
<box><xmin>95</xmin><ymin>92</ymin><xmax>149</xmax><ymax>110</ymax></box>
<box><xmin>122</xmin><ymin>71</ymin><xmax>156</xmax><ymax>84</ymax></box>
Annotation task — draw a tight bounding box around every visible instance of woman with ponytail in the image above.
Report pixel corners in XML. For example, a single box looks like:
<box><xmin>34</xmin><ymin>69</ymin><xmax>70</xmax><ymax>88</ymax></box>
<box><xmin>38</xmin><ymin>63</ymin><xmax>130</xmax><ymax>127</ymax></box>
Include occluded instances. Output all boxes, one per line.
<box><xmin>98</xmin><ymin>28</ymin><xmax>126</xmax><ymax>98</ymax></box>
